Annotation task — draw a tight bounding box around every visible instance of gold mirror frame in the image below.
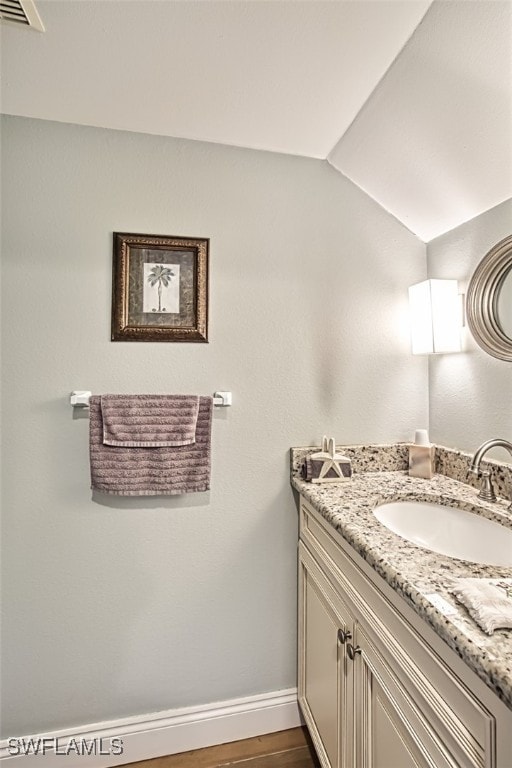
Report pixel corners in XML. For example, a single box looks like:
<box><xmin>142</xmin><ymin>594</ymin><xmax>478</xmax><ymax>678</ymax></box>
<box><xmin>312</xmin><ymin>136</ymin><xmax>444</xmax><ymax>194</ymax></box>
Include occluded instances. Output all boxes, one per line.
<box><xmin>466</xmin><ymin>234</ymin><xmax>512</xmax><ymax>362</ymax></box>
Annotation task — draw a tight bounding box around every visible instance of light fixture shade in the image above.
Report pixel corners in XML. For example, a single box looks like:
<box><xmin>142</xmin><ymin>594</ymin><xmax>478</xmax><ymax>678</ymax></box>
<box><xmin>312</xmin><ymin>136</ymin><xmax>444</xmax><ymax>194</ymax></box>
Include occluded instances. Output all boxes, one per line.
<box><xmin>409</xmin><ymin>279</ymin><xmax>461</xmax><ymax>354</ymax></box>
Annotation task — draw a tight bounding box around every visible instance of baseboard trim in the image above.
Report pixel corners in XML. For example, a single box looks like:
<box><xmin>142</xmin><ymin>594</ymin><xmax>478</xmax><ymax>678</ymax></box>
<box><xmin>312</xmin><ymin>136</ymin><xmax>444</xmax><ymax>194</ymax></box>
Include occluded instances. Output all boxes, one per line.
<box><xmin>0</xmin><ymin>688</ymin><xmax>302</xmax><ymax>767</ymax></box>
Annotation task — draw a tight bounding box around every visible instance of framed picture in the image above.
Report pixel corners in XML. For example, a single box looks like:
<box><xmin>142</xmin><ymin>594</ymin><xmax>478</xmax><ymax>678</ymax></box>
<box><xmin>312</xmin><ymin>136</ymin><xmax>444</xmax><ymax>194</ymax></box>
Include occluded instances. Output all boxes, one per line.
<box><xmin>111</xmin><ymin>232</ymin><xmax>209</xmax><ymax>342</ymax></box>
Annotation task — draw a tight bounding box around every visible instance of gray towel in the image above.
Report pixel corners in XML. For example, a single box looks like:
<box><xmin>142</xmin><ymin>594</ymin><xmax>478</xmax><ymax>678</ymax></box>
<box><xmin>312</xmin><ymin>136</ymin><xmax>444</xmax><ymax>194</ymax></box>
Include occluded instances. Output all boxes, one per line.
<box><xmin>101</xmin><ymin>394</ymin><xmax>200</xmax><ymax>447</ymax></box>
<box><xmin>89</xmin><ymin>395</ymin><xmax>213</xmax><ymax>496</ymax></box>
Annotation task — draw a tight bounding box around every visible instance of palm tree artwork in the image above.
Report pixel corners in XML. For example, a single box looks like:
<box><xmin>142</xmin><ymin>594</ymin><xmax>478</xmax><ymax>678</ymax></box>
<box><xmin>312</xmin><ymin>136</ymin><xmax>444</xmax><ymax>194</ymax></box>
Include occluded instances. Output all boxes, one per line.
<box><xmin>147</xmin><ymin>264</ymin><xmax>175</xmax><ymax>312</ymax></box>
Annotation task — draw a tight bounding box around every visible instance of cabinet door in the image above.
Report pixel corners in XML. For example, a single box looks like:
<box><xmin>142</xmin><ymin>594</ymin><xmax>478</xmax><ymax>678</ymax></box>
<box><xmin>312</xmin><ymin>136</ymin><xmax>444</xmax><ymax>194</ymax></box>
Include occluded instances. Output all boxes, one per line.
<box><xmin>353</xmin><ymin>623</ymin><xmax>459</xmax><ymax>768</ymax></box>
<box><xmin>299</xmin><ymin>499</ymin><xmax>501</xmax><ymax>768</ymax></box>
<box><xmin>298</xmin><ymin>544</ymin><xmax>354</xmax><ymax>768</ymax></box>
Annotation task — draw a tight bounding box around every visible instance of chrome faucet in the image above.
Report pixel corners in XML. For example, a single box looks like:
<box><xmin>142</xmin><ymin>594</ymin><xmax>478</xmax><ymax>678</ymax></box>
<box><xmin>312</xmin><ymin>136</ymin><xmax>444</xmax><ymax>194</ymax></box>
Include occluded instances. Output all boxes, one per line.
<box><xmin>469</xmin><ymin>438</ymin><xmax>512</xmax><ymax>510</ymax></box>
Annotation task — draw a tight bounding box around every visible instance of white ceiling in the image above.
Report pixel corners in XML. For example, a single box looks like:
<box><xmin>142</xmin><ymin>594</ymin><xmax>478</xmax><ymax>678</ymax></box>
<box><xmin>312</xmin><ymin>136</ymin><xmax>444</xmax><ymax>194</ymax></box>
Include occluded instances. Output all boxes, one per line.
<box><xmin>328</xmin><ymin>0</ymin><xmax>512</xmax><ymax>241</ymax></box>
<box><xmin>0</xmin><ymin>0</ymin><xmax>431</xmax><ymax>157</ymax></box>
<box><xmin>1</xmin><ymin>0</ymin><xmax>511</xmax><ymax>241</ymax></box>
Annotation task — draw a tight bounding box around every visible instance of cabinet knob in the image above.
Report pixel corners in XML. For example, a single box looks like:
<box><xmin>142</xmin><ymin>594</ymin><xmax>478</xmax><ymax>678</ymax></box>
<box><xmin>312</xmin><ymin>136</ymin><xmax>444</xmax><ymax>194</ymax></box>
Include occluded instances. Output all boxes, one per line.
<box><xmin>337</xmin><ymin>628</ymin><xmax>352</xmax><ymax>644</ymax></box>
<box><xmin>347</xmin><ymin>643</ymin><xmax>361</xmax><ymax>660</ymax></box>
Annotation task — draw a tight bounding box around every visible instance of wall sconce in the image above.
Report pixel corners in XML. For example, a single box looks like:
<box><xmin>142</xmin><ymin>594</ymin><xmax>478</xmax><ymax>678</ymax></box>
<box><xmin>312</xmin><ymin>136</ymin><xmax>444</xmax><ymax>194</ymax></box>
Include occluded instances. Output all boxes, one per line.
<box><xmin>408</xmin><ymin>279</ymin><xmax>462</xmax><ymax>354</ymax></box>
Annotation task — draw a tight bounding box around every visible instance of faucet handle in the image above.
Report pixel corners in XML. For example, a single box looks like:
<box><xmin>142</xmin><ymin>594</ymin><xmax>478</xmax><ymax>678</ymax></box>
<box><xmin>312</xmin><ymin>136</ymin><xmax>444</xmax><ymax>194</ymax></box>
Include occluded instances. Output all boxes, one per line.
<box><xmin>477</xmin><ymin>471</ymin><xmax>497</xmax><ymax>503</ymax></box>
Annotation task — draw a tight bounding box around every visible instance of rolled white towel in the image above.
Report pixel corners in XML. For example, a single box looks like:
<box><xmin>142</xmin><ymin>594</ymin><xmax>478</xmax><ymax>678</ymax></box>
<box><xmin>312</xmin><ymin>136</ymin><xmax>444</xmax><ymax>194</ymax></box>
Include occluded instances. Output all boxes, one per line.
<box><xmin>450</xmin><ymin>578</ymin><xmax>512</xmax><ymax>635</ymax></box>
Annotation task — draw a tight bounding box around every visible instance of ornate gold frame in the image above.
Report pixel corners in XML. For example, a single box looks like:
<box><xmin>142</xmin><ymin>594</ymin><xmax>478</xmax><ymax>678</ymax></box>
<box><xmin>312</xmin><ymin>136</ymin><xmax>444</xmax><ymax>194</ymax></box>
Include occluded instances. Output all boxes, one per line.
<box><xmin>111</xmin><ymin>232</ymin><xmax>209</xmax><ymax>342</ymax></box>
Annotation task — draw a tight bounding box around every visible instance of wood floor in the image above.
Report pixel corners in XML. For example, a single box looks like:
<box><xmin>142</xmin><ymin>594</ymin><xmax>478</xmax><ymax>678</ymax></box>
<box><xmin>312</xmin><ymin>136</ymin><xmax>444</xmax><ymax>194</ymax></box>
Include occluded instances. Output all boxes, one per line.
<box><xmin>122</xmin><ymin>727</ymin><xmax>320</xmax><ymax>768</ymax></box>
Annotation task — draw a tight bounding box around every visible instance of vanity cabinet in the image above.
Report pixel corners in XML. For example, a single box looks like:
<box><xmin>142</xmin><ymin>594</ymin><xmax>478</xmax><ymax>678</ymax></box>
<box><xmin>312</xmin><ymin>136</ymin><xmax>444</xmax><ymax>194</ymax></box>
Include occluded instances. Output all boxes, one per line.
<box><xmin>298</xmin><ymin>496</ymin><xmax>512</xmax><ymax>768</ymax></box>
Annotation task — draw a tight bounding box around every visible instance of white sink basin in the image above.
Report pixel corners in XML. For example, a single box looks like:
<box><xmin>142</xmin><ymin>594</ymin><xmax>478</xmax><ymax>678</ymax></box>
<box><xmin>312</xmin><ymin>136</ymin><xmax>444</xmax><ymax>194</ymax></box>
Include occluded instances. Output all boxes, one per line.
<box><xmin>374</xmin><ymin>500</ymin><xmax>512</xmax><ymax>566</ymax></box>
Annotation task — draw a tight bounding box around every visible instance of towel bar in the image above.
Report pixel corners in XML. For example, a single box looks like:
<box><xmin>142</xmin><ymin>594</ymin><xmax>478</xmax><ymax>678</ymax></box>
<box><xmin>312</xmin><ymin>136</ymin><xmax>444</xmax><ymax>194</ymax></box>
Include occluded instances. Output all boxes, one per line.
<box><xmin>70</xmin><ymin>391</ymin><xmax>232</xmax><ymax>408</ymax></box>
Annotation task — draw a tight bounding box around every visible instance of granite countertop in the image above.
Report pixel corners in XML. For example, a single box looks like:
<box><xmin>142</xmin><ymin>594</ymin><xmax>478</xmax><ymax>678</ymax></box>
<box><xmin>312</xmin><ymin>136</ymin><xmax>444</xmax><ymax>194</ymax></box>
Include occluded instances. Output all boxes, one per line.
<box><xmin>291</xmin><ymin>445</ymin><xmax>512</xmax><ymax>709</ymax></box>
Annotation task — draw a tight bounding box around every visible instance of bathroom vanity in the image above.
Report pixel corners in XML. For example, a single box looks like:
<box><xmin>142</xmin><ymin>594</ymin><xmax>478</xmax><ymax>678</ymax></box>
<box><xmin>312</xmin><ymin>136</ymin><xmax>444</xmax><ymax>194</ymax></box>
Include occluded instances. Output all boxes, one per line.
<box><xmin>291</xmin><ymin>445</ymin><xmax>512</xmax><ymax>768</ymax></box>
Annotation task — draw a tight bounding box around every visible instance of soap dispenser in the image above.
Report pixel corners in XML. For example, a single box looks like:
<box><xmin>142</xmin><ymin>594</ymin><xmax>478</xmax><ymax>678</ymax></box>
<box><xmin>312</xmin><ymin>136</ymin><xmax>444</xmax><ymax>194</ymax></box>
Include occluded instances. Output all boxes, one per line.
<box><xmin>409</xmin><ymin>429</ymin><xmax>434</xmax><ymax>480</ymax></box>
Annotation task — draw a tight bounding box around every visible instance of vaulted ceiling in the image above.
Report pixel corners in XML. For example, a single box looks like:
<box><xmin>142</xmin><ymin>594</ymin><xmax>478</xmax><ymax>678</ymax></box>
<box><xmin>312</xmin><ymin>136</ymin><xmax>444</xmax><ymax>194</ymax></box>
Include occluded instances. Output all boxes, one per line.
<box><xmin>1</xmin><ymin>0</ymin><xmax>511</xmax><ymax>241</ymax></box>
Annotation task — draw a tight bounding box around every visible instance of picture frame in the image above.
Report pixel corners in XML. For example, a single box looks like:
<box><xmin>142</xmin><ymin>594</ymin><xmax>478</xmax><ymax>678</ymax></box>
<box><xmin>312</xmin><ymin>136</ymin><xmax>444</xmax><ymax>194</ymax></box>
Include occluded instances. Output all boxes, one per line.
<box><xmin>111</xmin><ymin>232</ymin><xmax>209</xmax><ymax>342</ymax></box>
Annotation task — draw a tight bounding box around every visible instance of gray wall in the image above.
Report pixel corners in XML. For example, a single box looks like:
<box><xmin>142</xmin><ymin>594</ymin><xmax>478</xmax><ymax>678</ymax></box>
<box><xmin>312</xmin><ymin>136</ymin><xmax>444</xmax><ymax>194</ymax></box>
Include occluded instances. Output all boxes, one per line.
<box><xmin>1</xmin><ymin>115</ymin><xmax>427</xmax><ymax>736</ymax></box>
<box><xmin>427</xmin><ymin>199</ymin><xmax>512</xmax><ymax>455</ymax></box>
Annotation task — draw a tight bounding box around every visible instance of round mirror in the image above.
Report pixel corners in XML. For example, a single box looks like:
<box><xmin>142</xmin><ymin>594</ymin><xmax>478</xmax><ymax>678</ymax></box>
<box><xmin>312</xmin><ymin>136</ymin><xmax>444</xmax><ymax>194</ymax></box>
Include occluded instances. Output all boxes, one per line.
<box><xmin>496</xmin><ymin>264</ymin><xmax>512</xmax><ymax>339</ymax></box>
<box><xmin>466</xmin><ymin>234</ymin><xmax>512</xmax><ymax>362</ymax></box>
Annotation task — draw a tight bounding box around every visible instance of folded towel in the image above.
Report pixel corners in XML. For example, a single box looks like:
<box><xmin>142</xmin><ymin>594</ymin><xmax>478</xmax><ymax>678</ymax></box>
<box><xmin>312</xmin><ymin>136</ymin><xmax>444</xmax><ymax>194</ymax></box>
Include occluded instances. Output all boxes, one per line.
<box><xmin>450</xmin><ymin>578</ymin><xmax>512</xmax><ymax>634</ymax></box>
<box><xmin>101</xmin><ymin>394</ymin><xmax>200</xmax><ymax>447</ymax></box>
<box><xmin>90</xmin><ymin>395</ymin><xmax>213</xmax><ymax>496</ymax></box>
<box><xmin>301</xmin><ymin>456</ymin><xmax>352</xmax><ymax>483</ymax></box>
